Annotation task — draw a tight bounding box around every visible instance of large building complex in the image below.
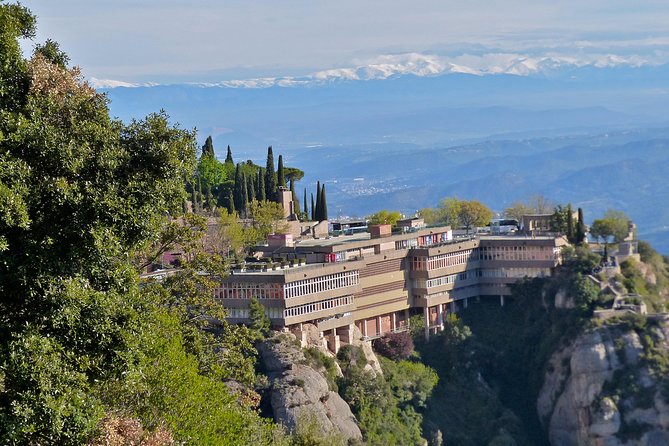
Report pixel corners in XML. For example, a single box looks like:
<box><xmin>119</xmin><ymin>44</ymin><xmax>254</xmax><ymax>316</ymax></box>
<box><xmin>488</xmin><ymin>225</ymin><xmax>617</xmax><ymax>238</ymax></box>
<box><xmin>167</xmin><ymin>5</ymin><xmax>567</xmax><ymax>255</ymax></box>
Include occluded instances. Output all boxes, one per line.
<box><xmin>216</xmin><ymin>220</ymin><xmax>567</xmax><ymax>351</ymax></box>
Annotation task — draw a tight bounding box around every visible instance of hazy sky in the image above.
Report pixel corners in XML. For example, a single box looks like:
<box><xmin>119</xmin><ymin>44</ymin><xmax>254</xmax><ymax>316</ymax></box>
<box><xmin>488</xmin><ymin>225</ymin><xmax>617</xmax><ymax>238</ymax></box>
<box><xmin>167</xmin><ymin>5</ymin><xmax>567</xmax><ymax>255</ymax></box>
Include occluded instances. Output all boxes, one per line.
<box><xmin>19</xmin><ymin>0</ymin><xmax>669</xmax><ymax>82</ymax></box>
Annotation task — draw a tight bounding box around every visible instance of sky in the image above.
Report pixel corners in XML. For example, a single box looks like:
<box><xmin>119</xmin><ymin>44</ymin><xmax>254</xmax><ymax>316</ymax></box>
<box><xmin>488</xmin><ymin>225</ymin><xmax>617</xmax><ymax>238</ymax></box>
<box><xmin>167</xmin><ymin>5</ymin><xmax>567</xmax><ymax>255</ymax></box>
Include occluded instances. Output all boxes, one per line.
<box><xmin>18</xmin><ymin>0</ymin><xmax>669</xmax><ymax>83</ymax></box>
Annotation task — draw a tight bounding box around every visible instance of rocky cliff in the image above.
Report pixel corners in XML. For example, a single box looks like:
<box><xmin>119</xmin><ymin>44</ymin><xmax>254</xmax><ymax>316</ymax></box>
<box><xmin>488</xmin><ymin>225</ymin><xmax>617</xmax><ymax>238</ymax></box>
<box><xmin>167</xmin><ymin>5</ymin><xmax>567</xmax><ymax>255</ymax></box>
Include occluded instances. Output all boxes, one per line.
<box><xmin>538</xmin><ymin>315</ymin><xmax>669</xmax><ymax>446</ymax></box>
<box><xmin>257</xmin><ymin>333</ymin><xmax>363</xmax><ymax>442</ymax></box>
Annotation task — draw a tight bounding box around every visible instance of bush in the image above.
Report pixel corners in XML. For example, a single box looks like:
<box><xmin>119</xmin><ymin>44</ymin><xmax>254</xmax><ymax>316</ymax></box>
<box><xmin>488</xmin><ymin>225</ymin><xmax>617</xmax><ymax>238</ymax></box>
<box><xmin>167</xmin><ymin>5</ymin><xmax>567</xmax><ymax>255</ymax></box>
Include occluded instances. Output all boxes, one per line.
<box><xmin>373</xmin><ymin>331</ymin><xmax>415</xmax><ymax>360</ymax></box>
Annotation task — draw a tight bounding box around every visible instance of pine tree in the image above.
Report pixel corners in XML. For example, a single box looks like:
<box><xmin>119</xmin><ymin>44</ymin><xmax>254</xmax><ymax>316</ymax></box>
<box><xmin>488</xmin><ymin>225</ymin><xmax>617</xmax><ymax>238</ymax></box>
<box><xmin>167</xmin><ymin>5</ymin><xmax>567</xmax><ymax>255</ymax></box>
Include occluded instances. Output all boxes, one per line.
<box><xmin>320</xmin><ymin>184</ymin><xmax>328</xmax><ymax>221</ymax></box>
<box><xmin>225</xmin><ymin>145</ymin><xmax>233</xmax><ymax>164</ymax></box>
<box><xmin>310</xmin><ymin>193</ymin><xmax>315</xmax><ymax>221</ymax></box>
<box><xmin>265</xmin><ymin>146</ymin><xmax>276</xmax><ymax>201</ymax></box>
<box><xmin>201</xmin><ymin>135</ymin><xmax>214</xmax><ymax>158</ymax></box>
<box><xmin>257</xmin><ymin>167</ymin><xmax>266</xmax><ymax>201</ymax></box>
<box><xmin>277</xmin><ymin>154</ymin><xmax>286</xmax><ymax>188</ymax></box>
<box><xmin>315</xmin><ymin>181</ymin><xmax>321</xmax><ymax>221</ymax></box>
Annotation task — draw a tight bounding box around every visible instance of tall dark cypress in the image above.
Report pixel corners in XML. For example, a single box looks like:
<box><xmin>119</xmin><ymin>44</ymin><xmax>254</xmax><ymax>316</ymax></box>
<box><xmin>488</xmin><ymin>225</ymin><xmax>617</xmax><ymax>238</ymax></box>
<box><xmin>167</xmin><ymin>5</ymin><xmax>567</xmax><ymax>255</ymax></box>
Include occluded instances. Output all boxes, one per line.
<box><xmin>241</xmin><ymin>173</ymin><xmax>249</xmax><ymax>217</ymax></box>
<box><xmin>225</xmin><ymin>145</ymin><xmax>234</xmax><ymax>164</ymax></box>
<box><xmin>257</xmin><ymin>167</ymin><xmax>266</xmax><ymax>201</ymax></box>
<box><xmin>265</xmin><ymin>146</ymin><xmax>276</xmax><ymax>201</ymax></box>
<box><xmin>315</xmin><ymin>181</ymin><xmax>321</xmax><ymax>221</ymax></box>
<box><xmin>247</xmin><ymin>173</ymin><xmax>255</xmax><ymax>203</ymax></box>
<box><xmin>290</xmin><ymin>178</ymin><xmax>298</xmax><ymax>214</ymax></box>
<box><xmin>202</xmin><ymin>135</ymin><xmax>214</xmax><ymax>158</ymax></box>
<box><xmin>277</xmin><ymin>154</ymin><xmax>286</xmax><ymax>188</ymax></box>
<box><xmin>310</xmin><ymin>193</ymin><xmax>315</xmax><ymax>221</ymax></box>
<box><xmin>233</xmin><ymin>163</ymin><xmax>244</xmax><ymax>213</ymax></box>
<box><xmin>576</xmin><ymin>207</ymin><xmax>586</xmax><ymax>245</ymax></box>
<box><xmin>566</xmin><ymin>203</ymin><xmax>574</xmax><ymax>242</ymax></box>
<box><xmin>196</xmin><ymin>175</ymin><xmax>203</xmax><ymax>213</ymax></box>
<box><xmin>303</xmin><ymin>188</ymin><xmax>308</xmax><ymax>217</ymax></box>
<box><xmin>227</xmin><ymin>190</ymin><xmax>235</xmax><ymax>214</ymax></box>
<box><xmin>320</xmin><ymin>184</ymin><xmax>328</xmax><ymax>221</ymax></box>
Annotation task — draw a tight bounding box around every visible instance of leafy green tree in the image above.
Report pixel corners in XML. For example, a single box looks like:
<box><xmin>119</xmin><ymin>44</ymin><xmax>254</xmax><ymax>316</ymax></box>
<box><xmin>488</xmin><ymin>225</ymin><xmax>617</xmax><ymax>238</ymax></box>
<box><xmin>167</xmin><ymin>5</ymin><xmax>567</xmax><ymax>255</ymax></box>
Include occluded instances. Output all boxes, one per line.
<box><xmin>504</xmin><ymin>201</ymin><xmax>534</xmax><ymax>223</ymax></box>
<box><xmin>0</xmin><ymin>11</ymin><xmax>275</xmax><ymax>443</ymax></box>
<box><xmin>247</xmin><ymin>200</ymin><xmax>288</xmax><ymax>243</ymax></box>
<box><xmin>368</xmin><ymin>209</ymin><xmax>402</xmax><ymax>226</ymax></box>
<box><xmin>248</xmin><ymin>297</ymin><xmax>271</xmax><ymax>338</ymax></box>
<box><xmin>458</xmin><ymin>200</ymin><xmax>492</xmax><ymax>234</ymax></box>
<box><xmin>33</xmin><ymin>38</ymin><xmax>69</xmax><ymax>68</ymax></box>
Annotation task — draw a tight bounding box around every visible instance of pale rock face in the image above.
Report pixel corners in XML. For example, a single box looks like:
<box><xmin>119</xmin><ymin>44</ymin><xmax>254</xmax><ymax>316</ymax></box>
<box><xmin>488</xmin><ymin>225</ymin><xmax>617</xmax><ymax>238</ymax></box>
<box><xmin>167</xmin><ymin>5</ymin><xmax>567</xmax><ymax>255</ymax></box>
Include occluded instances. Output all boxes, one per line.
<box><xmin>258</xmin><ymin>334</ymin><xmax>363</xmax><ymax>441</ymax></box>
<box><xmin>538</xmin><ymin>321</ymin><xmax>669</xmax><ymax>446</ymax></box>
<box><xmin>555</xmin><ymin>288</ymin><xmax>576</xmax><ymax>309</ymax></box>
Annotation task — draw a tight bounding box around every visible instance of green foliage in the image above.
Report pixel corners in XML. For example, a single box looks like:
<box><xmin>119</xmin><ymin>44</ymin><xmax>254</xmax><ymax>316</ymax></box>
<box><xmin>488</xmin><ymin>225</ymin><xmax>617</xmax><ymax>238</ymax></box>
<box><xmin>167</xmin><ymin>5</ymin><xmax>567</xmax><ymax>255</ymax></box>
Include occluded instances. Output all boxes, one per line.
<box><xmin>302</xmin><ymin>348</ymin><xmax>339</xmax><ymax>392</ymax></box>
<box><xmin>570</xmin><ymin>274</ymin><xmax>601</xmax><ymax>314</ymax></box>
<box><xmin>561</xmin><ymin>245</ymin><xmax>601</xmax><ymax>274</ymax></box>
<box><xmin>419</xmin><ymin>198</ymin><xmax>492</xmax><ymax>232</ymax></box>
<box><xmin>249</xmin><ymin>297</ymin><xmax>271</xmax><ymax>338</ymax></box>
<box><xmin>368</xmin><ymin>209</ymin><xmax>402</xmax><ymax>226</ymax></box>
<box><xmin>0</xmin><ymin>14</ymin><xmax>275</xmax><ymax>444</ymax></box>
<box><xmin>336</xmin><ymin>346</ymin><xmax>434</xmax><ymax>445</ymax></box>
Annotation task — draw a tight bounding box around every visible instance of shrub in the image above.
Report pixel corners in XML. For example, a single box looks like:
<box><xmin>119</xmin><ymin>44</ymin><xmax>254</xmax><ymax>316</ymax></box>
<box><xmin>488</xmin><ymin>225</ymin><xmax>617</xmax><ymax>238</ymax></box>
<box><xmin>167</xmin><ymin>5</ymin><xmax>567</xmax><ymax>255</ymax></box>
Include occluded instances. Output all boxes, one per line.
<box><xmin>373</xmin><ymin>331</ymin><xmax>415</xmax><ymax>360</ymax></box>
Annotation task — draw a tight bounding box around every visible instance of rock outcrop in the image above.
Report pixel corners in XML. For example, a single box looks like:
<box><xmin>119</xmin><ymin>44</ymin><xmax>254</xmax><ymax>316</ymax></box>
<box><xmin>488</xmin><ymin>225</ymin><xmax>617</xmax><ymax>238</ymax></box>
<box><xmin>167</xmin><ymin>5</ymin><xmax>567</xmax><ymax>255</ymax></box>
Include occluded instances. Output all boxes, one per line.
<box><xmin>538</xmin><ymin>316</ymin><xmax>669</xmax><ymax>446</ymax></box>
<box><xmin>258</xmin><ymin>333</ymin><xmax>363</xmax><ymax>442</ymax></box>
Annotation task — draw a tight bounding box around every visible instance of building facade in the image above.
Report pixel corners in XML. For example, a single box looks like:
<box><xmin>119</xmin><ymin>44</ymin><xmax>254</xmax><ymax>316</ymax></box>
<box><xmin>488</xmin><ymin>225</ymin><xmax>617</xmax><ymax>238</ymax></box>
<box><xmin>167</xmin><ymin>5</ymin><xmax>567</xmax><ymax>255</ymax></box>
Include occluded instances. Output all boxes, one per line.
<box><xmin>216</xmin><ymin>225</ymin><xmax>568</xmax><ymax>350</ymax></box>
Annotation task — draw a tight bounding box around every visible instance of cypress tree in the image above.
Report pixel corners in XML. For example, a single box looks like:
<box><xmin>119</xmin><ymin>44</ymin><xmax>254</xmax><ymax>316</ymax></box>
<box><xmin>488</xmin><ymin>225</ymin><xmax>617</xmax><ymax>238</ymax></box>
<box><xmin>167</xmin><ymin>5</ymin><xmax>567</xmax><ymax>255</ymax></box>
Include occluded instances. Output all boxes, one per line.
<box><xmin>233</xmin><ymin>163</ymin><xmax>244</xmax><ymax>213</ymax></box>
<box><xmin>576</xmin><ymin>207</ymin><xmax>586</xmax><ymax>245</ymax></box>
<box><xmin>191</xmin><ymin>186</ymin><xmax>197</xmax><ymax>213</ymax></box>
<box><xmin>566</xmin><ymin>203</ymin><xmax>574</xmax><ymax>242</ymax></box>
<box><xmin>217</xmin><ymin>186</ymin><xmax>226</xmax><ymax>208</ymax></box>
<box><xmin>315</xmin><ymin>181</ymin><xmax>321</xmax><ymax>221</ymax></box>
<box><xmin>265</xmin><ymin>146</ymin><xmax>276</xmax><ymax>201</ymax></box>
<box><xmin>202</xmin><ymin>135</ymin><xmax>214</xmax><ymax>158</ymax></box>
<box><xmin>320</xmin><ymin>184</ymin><xmax>328</xmax><ymax>221</ymax></box>
<box><xmin>227</xmin><ymin>189</ymin><xmax>235</xmax><ymax>214</ymax></box>
<box><xmin>241</xmin><ymin>173</ymin><xmax>249</xmax><ymax>217</ymax></box>
<box><xmin>257</xmin><ymin>167</ymin><xmax>266</xmax><ymax>201</ymax></box>
<box><xmin>203</xmin><ymin>185</ymin><xmax>210</xmax><ymax>210</ymax></box>
<box><xmin>196</xmin><ymin>175</ymin><xmax>203</xmax><ymax>213</ymax></box>
<box><xmin>289</xmin><ymin>178</ymin><xmax>298</xmax><ymax>215</ymax></box>
<box><xmin>303</xmin><ymin>188</ymin><xmax>308</xmax><ymax>217</ymax></box>
<box><xmin>225</xmin><ymin>145</ymin><xmax>233</xmax><ymax>164</ymax></box>
<box><xmin>310</xmin><ymin>193</ymin><xmax>315</xmax><ymax>221</ymax></box>
<box><xmin>247</xmin><ymin>173</ymin><xmax>255</xmax><ymax>204</ymax></box>
<box><xmin>277</xmin><ymin>155</ymin><xmax>286</xmax><ymax>188</ymax></box>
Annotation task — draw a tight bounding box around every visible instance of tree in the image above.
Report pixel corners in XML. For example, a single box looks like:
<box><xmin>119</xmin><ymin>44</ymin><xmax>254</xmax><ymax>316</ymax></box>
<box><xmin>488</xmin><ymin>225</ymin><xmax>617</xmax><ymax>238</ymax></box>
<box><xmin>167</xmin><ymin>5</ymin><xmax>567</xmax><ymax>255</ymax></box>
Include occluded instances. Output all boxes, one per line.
<box><xmin>201</xmin><ymin>135</ymin><xmax>215</xmax><ymax>157</ymax></box>
<box><xmin>277</xmin><ymin>154</ymin><xmax>286</xmax><ymax>188</ymax></box>
<box><xmin>303</xmin><ymin>188</ymin><xmax>308</xmax><ymax>218</ymax></box>
<box><xmin>315</xmin><ymin>181</ymin><xmax>321</xmax><ymax>221</ymax></box>
<box><xmin>368</xmin><ymin>209</ymin><xmax>402</xmax><ymax>226</ymax></box>
<box><xmin>310</xmin><ymin>193</ymin><xmax>315</xmax><ymax>221</ymax></box>
<box><xmin>247</xmin><ymin>200</ymin><xmax>288</xmax><ymax>242</ymax></box>
<box><xmin>256</xmin><ymin>167</ymin><xmax>266</xmax><ymax>201</ymax></box>
<box><xmin>504</xmin><ymin>201</ymin><xmax>534</xmax><ymax>223</ymax></box>
<box><xmin>0</xmin><ymin>10</ymin><xmax>276</xmax><ymax>444</ymax></box>
<box><xmin>264</xmin><ymin>146</ymin><xmax>276</xmax><ymax>201</ymax></box>
<box><xmin>33</xmin><ymin>38</ymin><xmax>69</xmax><ymax>68</ymax></box>
<box><xmin>290</xmin><ymin>178</ymin><xmax>299</xmax><ymax>215</ymax></box>
<box><xmin>590</xmin><ymin>209</ymin><xmax>631</xmax><ymax>258</ymax></box>
<box><xmin>528</xmin><ymin>194</ymin><xmax>554</xmax><ymax>214</ymax></box>
<box><xmin>458</xmin><ymin>200</ymin><xmax>492</xmax><ymax>234</ymax></box>
<box><xmin>320</xmin><ymin>184</ymin><xmax>328</xmax><ymax>221</ymax></box>
<box><xmin>576</xmin><ymin>207</ymin><xmax>586</xmax><ymax>245</ymax></box>
<box><xmin>225</xmin><ymin>145</ymin><xmax>234</xmax><ymax>164</ymax></box>
<box><xmin>246</xmin><ymin>172</ymin><xmax>255</xmax><ymax>204</ymax></box>
<box><xmin>248</xmin><ymin>298</ymin><xmax>271</xmax><ymax>338</ymax></box>
<box><xmin>438</xmin><ymin>198</ymin><xmax>462</xmax><ymax>227</ymax></box>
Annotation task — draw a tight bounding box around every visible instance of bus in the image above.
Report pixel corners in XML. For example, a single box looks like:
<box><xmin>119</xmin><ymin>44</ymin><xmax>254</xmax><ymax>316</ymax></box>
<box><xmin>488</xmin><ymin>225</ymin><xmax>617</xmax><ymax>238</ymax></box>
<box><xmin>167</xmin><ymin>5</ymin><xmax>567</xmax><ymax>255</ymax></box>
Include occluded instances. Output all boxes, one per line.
<box><xmin>490</xmin><ymin>218</ymin><xmax>519</xmax><ymax>235</ymax></box>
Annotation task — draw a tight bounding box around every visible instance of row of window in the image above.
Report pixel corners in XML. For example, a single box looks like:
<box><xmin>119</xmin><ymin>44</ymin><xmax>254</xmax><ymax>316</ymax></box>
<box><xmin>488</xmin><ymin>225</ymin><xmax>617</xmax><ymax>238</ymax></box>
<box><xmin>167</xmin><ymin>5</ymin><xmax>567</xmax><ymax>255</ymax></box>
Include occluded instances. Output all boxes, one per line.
<box><xmin>479</xmin><ymin>245</ymin><xmax>560</xmax><ymax>261</ymax></box>
<box><xmin>284</xmin><ymin>270</ymin><xmax>359</xmax><ymax>299</ymax></box>
<box><xmin>411</xmin><ymin>248</ymin><xmax>478</xmax><ymax>271</ymax></box>
<box><xmin>228</xmin><ymin>306</ymin><xmax>284</xmax><ymax>320</ymax></box>
<box><xmin>479</xmin><ymin>268</ymin><xmax>551</xmax><ymax>279</ymax></box>
<box><xmin>216</xmin><ymin>282</ymin><xmax>284</xmax><ymax>300</ymax></box>
<box><xmin>284</xmin><ymin>295</ymin><xmax>354</xmax><ymax>318</ymax></box>
<box><xmin>423</xmin><ymin>269</ymin><xmax>480</xmax><ymax>289</ymax></box>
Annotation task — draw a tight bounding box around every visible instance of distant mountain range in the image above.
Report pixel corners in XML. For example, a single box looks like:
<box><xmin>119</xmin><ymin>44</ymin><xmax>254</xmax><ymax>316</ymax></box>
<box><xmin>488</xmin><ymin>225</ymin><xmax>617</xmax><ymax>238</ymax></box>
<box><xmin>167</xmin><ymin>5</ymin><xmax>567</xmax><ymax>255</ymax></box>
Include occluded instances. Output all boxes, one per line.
<box><xmin>99</xmin><ymin>62</ymin><xmax>669</xmax><ymax>253</ymax></box>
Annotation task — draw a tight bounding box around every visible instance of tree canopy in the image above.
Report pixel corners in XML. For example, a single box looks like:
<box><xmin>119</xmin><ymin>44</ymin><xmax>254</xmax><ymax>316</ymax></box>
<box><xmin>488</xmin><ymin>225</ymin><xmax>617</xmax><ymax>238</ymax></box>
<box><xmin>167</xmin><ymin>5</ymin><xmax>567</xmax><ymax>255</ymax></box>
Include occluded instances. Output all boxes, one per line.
<box><xmin>368</xmin><ymin>209</ymin><xmax>403</xmax><ymax>226</ymax></box>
